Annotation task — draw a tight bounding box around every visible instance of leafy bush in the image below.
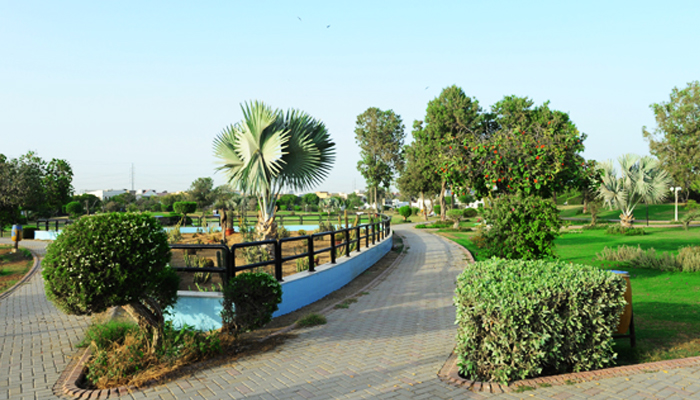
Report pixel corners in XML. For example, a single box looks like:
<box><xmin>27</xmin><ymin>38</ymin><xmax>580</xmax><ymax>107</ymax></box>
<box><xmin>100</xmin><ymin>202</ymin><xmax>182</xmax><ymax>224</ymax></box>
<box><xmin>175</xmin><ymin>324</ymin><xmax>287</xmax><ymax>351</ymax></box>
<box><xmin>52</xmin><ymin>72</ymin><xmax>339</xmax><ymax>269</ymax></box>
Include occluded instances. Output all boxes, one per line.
<box><xmin>605</xmin><ymin>225</ymin><xmax>646</xmax><ymax>236</ymax></box>
<box><xmin>78</xmin><ymin>320</ymin><xmax>140</xmax><ymax>349</ymax></box>
<box><xmin>455</xmin><ymin>258</ymin><xmax>626</xmax><ymax>384</ymax></box>
<box><xmin>221</xmin><ymin>272</ymin><xmax>282</xmax><ymax>337</ymax></box>
<box><xmin>173</xmin><ymin>201</ymin><xmax>197</xmax><ymax>225</ymax></box>
<box><xmin>398</xmin><ymin>205</ymin><xmax>412</xmax><ymax>221</ymax></box>
<box><xmin>682</xmin><ymin>200</ymin><xmax>700</xmax><ymax>230</ymax></box>
<box><xmin>296</xmin><ymin>229</ymin><xmax>307</xmax><ymax>236</ymax></box>
<box><xmin>42</xmin><ymin>213</ymin><xmax>179</xmax><ymax>351</ymax></box>
<box><xmin>446</xmin><ymin>209</ymin><xmax>464</xmax><ymax>229</ymax></box>
<box><xmin>677</xmin><ymin>246</ymin><xmax>700</xmax><ymax>272</ymax></box>
<box><xmin>277</xmin><ymin>225</ymin><xmax>290</xmax><ymax>239</ymax></box>
<box><xmin>65</xmin><ymin>201</ymin><xmax>85</xmax><ymax>219</ymax></box>
<box><xmin>415</xmin><ymin>221</ymin><xmax>453</xmax><ymax>229</ymax></box>
<box><xmin>463</xmin><ymin>207</ymin><xmax>478</xmax><ymax>218</ymax></box>
<box><xmin>433</xmin><ymin>204</ymin><xmax>441</xmax><ymax>215</ymax></box>
<box><xmin>474</xmin><ymin>193</ymin><xmax>561</xmax><ymax>260</ymax></box>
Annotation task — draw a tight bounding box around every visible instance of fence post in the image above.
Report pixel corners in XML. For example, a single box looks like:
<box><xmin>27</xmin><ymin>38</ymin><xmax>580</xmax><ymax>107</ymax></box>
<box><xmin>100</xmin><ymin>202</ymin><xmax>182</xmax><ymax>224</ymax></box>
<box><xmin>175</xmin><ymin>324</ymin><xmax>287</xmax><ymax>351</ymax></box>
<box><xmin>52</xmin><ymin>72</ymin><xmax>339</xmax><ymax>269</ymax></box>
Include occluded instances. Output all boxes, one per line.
<box><xmin>330</xmin><ymin>232</ymin><xmax>336</xmax><ymax>264</ymax></box>
<box><xmin>371</xmin><ymin>223</ymin><xmax>376</xmax><ymax>244</ymax></box>
<box><xmin>300</xmin><ymin>215</ymin><xmax>303</xmax><ymax>225</ymax></box>
<box><xmin>55</xmin><ymin>220</ymin><xmax>59</xmax><ymax>231</ymax></box>
<box><xmin>344</xmin><ymin>228</ymin><xmax>350</xmax><ymax>257</ymax></box>
<box><xmin>274</xmin><ymin>240</ymin><xmax>283</xmax><ymax>282</ymax></box>
<box><xmin>365</xmin><ymin>225</ymin><xmax>369</xmax><ymax>248</ymax></box>
<box><xmin>355</xmin><ymin>226</ymin><xmax>361</xmax><ymax>252</ymax></box>
<box><xmin>308</xmin><ymin>235</ymin><xmax>315</xmax><ymax>272</ymax></box>
<box><xmin>230</xmin><ymin>246</ymin><xmax>237</xmax><ymax>279</ymax></box>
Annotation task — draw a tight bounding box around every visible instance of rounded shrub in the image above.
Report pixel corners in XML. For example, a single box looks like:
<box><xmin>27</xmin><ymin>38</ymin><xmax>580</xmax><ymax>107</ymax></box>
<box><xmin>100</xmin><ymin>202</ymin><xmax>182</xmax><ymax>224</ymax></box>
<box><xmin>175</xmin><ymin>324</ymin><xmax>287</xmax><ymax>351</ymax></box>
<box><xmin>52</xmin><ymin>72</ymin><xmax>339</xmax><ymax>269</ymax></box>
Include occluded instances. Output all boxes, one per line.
<box><xmin>65</xmin><ymin>201</ymin><xmax>85</xmax><ymax>219</ymax></box>
<box><xmin>446</xmin><ymin>209</ymin><xmax>464</xmax><ymax>228</ymax></box>
<box><xmin>475</xmin><ymin>193</ymin><xmax>561</xmax><ymax>260</ymax></box>
<box><xmin>398</xmin><ymin>205</ymin><xmax>412</xmax><ymax>221</ymax></box>
<box><xmin>463</xmin><ymin>207</ymin><xmax>478</xmax><ymax>218</ymax></box>
<box><xmin>42</xmin><ymin>212</ymin><xmax>179</xmax><ymax>350</ymax></box>
<box><xmin>221</xmin><ymin>272</ymin><xmax>282</xmax><ymax>337</ymax></box>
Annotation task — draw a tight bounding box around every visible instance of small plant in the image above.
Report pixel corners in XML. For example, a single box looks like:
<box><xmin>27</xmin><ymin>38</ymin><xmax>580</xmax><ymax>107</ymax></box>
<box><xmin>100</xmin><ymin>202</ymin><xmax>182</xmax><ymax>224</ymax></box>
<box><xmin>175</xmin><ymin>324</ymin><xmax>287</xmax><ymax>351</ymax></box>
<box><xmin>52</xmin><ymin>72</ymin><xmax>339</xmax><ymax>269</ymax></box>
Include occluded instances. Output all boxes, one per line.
<box><xmin>446</xmin><ymin>209</ymin><xmax>464</xmax><ymax>229</ymax></box>
<box><xmin>78</xmin><ymin>320</ymin><xmax>139</xmax><ymax>349</ymax></box>
<box><xmin>296</xmin><ymin>313</ymin><xmax>327</xmax><ymax>327</ymax></box>
<box><xmin>605</xmin><ymin>224</ymin><xmax>645</xmax><ymax>235</ymax></box>
<box><xmin>221</xmin><ymin>272</ymin><xmax>282</xmax><ymax>338</ymax></box>
<box><xmin>277</xmin><ymin>225</ymin><xmax>290</xmax><ymax>239</ymax></box>
<box><xmin>334</xmin><ymin>298</ymin><xmax>358</xmax><ymax>309</ymax></box>
<box><xmin>297</xmin><ymin>229</ymin><xmax>307</xmax><ymax>236</ymax></box>
<box><xmin>682</xmin><ymin>200</ymin><xmax>700</xmax><ymax>230</ymax></box>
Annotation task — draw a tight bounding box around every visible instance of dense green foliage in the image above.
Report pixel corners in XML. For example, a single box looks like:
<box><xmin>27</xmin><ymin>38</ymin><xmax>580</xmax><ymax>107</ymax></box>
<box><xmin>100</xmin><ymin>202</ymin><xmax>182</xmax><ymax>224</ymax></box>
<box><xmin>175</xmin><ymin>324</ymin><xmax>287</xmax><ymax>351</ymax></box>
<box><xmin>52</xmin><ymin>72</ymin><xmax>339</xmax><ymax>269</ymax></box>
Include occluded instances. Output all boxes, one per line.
<box><xmin>397</xmin><ymin>205</ymin><xmax>412</xmax><ymax>221</ymax></box>
<box><xmin>0</xmin><ymin>152</ymin><xmax>73</xmax><ymax>228</ymax></box>
<box><xmin>474</xmin><ymin>194</ymin><xmax>561</xmax><ymax>259</ymax></box>
<box><xmin>355</xmin><ymin>107</ymin><xmax>406</xmax><ymax>212</ymax></box>
<box><xmin>643</xmin><ymin>81</ymin><xmax>700</xmax><ymax>201</ymax></box>
<box><xmin>221</xmin><ymin>272</ymin><xmax>282</xmax><ymax>337</ymax></box>
<box><xmin>42</xmin><ymin>213</ymin><xmax>178</xmax><ymax>315</ymax></box>
<box><xmin>455</xmin><ymin>258</ymin><xmax>626</xmax><ymax>384</ymax></box>
<box><xmin>463</xmin><ymin>207</ymin><xmax>478</xmax><ymax>218</ymax></box>
<box><xmin>65</xmin><ymin>201</ymin><xmax>84</xmax><ymax>219</ymax></box>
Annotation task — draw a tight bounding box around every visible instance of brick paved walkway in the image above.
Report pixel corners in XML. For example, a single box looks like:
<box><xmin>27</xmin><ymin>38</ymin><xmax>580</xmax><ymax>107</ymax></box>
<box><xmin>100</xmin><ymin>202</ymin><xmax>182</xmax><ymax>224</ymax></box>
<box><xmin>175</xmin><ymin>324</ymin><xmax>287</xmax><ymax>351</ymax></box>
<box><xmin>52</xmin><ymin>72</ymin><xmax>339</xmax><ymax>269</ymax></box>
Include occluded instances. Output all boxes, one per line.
<box><xmin>2</xmin><ymin>229</ymin><xmax>700</xmax><ymax>399</ymax></box>
<box><xmin>0</xmin><ymin>239</ymin><xmax>90</xmax><ymax>400</ymax></box>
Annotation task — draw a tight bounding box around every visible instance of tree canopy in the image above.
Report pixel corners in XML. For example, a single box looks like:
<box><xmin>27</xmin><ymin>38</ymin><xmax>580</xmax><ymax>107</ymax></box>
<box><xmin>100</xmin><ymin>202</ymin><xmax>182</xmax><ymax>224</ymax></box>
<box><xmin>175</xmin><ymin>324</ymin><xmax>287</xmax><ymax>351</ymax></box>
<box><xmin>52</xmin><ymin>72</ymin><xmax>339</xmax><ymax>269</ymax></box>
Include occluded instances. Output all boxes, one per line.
<box><xmin>643</xmin><ymin>80</ymin><xmax>700</xmax><ymax>201</ymax></box>
<box><xmin>214</xmin><ymin>101</ymin><xmax>335</xmax><ymax>240</ymax></box>
<box><xmin>187</xmin><ymin>177</ymin><xmax>215</xmax><ymax>210</ymax></box>
<box><xmin>354</xmin><ymin>107</ymin><xmax>406</xmax><ymax>211</ymax></box>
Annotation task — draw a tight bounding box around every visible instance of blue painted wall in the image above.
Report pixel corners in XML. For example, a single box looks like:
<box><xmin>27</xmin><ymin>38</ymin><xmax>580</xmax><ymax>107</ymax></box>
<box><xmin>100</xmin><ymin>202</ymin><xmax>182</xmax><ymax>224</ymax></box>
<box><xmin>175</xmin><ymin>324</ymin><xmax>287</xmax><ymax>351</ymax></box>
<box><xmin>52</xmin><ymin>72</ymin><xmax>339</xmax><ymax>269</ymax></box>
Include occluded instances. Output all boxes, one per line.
<box><xmin>166</xmin><ymin>231</ymin><xmax>393</xmax><ymax>330</ymax></box>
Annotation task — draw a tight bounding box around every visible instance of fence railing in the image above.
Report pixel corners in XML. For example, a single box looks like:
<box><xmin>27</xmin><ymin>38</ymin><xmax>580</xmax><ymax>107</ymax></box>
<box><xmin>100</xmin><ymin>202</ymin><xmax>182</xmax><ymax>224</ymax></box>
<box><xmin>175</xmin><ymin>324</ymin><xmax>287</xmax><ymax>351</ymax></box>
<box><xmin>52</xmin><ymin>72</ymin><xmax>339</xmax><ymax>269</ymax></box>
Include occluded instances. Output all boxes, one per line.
<box><xmin>169</xmin><ymin>214</ymin><xmax>391</xmax><ymax>286</ymax></box>
<box><xmin>184</xmin><ymin>213</ymin><xmax>379</xmax><ymax>228</ymax></box>
<box><xmin>36</xmin><ymin>218</ymin><xmax>73</xmax><ymax>231</ymax></box>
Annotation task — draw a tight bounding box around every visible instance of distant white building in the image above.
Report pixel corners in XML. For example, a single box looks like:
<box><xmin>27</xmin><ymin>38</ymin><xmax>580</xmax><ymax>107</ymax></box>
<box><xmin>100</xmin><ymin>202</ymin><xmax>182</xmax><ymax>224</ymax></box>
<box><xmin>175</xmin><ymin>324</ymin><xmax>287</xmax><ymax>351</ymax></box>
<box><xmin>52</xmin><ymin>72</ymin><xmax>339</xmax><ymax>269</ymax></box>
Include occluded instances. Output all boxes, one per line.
<box><xmin>134</xmin><ymin>189</ymin><xmax>158</xmax><ymax>199</ymax></box>
<box><xmin>85</xmin><ymin>189</ymin><xmax>128</xmax><ymax>201</ymax></box>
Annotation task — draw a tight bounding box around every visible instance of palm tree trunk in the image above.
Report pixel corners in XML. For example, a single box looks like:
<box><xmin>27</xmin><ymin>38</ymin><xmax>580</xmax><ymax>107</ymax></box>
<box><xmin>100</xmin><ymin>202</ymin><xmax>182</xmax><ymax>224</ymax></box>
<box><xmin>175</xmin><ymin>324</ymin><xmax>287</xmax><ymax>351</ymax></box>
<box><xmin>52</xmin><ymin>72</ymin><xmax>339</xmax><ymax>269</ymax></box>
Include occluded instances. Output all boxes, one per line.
<box><xmin>619</xmin><ymin>212</ymin><xmax>634</xmax><ymax>228</ymax></box>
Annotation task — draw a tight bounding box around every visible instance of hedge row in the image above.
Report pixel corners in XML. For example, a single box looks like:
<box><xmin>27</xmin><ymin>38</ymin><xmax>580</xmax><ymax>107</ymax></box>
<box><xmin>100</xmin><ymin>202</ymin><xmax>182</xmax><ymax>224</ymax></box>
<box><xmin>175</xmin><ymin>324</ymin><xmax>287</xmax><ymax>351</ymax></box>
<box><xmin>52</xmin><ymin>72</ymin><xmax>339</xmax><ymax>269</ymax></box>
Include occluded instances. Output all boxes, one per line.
<box><xmin>454</xmin><ymin>258</ymin><xmax>626</xmax><ymax>384</ymax></box>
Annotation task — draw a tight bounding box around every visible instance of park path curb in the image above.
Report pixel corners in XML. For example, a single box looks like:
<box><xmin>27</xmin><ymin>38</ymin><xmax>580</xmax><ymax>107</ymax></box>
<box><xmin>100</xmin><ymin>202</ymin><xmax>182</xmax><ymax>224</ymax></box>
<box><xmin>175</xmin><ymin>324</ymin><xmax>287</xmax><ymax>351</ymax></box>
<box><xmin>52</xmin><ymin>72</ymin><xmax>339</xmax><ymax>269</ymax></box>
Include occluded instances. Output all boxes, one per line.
<box><xmin>0</xmin><ymin>245</ymin><xmax>40</xmax><ymax>302</ymax></box>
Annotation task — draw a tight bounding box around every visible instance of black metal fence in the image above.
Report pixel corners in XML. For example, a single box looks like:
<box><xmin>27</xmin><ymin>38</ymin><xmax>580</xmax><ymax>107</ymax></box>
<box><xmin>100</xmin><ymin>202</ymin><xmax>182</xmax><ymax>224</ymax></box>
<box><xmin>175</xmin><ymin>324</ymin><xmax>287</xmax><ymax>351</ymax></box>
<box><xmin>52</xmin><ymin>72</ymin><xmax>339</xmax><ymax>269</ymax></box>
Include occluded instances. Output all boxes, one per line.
<box><xmin>181</xmin><ymin>213</ymin><xmax>380</xmax><ymax>228</ymax></box>
<box><xmin>36</xmin><ymin>218</ymin><xmax>73</xmax><ymax>231</ymax></box>
<box><xmin>169</xmin><ymin>214</ymin><xmax>392</xmax><ymax>288</ymax></box>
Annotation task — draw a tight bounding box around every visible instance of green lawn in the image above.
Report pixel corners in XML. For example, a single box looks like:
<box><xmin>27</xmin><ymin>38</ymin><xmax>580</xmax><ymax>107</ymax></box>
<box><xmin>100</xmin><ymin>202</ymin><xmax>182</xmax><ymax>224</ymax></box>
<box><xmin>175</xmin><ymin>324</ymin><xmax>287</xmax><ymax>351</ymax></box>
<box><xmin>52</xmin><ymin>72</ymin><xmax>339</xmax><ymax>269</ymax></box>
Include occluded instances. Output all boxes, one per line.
<box><xmin>438</xmin><ymin>226</ymin><xmax>700</xmax><ymax>365</ymax></box>
<box><xmin>559</xmin><ymin>203</ymin><xmax>687</xmax><ymax>222</ymax></box>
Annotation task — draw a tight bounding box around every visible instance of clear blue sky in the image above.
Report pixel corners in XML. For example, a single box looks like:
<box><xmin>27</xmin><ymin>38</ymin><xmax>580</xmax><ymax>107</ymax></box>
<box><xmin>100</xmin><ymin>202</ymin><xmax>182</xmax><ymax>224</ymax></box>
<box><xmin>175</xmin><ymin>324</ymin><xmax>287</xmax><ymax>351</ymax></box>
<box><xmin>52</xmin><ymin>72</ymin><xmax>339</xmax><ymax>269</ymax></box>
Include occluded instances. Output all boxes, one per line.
<box><xmin>2</xmin><ymin>1</ymin><xmax>698</xmax><ymax>194</ymax></box>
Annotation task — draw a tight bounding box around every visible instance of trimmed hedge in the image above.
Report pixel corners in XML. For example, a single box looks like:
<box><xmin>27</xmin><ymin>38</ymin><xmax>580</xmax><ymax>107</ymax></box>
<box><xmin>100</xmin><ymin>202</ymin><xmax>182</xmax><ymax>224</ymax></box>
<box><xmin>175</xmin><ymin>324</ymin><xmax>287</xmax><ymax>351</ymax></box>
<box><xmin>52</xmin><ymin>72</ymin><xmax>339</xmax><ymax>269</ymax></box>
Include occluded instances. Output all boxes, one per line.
<box><xmin>221</xmin><ymin>272</ymin><xmax>282</xmax><ymax>337</ymax></box>
<box><xmin>454</xmin><ymin>258</ymin><xmax>626</xmax><ymax>384</ymax></box>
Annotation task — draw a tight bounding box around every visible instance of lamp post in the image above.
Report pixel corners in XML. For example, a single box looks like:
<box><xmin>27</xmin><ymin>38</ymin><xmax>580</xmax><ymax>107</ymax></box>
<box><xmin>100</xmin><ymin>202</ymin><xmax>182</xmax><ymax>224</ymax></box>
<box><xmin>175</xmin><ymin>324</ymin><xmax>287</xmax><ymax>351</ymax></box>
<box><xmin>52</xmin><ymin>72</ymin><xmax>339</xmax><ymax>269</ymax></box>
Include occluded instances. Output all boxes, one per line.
<box><xmin>671</xmin><ymin>187</ymin><xmax>681</xmax><ymax>222</ymax></box>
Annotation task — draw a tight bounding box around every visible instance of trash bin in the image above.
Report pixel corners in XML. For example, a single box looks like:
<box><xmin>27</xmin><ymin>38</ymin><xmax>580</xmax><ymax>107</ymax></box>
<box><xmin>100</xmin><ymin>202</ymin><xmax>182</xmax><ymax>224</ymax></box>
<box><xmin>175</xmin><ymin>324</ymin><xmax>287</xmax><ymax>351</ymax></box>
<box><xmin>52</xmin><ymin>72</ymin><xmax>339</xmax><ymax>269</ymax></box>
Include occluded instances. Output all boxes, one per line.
<box><xmin>11</xmin><ymin>225</ymin><xmax>22</xmax><ymax>243</ymax></box>
<box><xmin>611</xmin><ymin>270</ymin><xmax>633</xmax><ymax>334</ymax></box>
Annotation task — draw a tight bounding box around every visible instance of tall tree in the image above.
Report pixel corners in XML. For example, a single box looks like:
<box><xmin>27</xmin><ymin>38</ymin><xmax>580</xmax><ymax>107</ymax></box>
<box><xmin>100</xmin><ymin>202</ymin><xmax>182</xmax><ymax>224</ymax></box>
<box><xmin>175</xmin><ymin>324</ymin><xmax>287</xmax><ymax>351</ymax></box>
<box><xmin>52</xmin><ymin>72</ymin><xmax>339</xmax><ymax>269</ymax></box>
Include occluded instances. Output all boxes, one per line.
<box><xmin>187</xmin><ymin>177</ymin><xmax>215</xmax><ymax>211</ymax></box>
<box><xmin>397</xmin><ymin>122</ymin><xmax>442</xmax><ymax>220</ymax></box>
<box><xmin>214</xmin><ymin>101</ymin><xmax>335</xmax><ymax>241</ymax></box>
<box><xmin>420</xmin><ymin>86</ymin><xmax>483</xmax><ymax>220</ymax></box>
<box><xmin>643</xmin><ymin>80</ymin><xmax>700</xmax><ymax>202</ymax></box>
<box><xmin>43</xmin><ymin>159</ymin><xmax>74</xmax><ymax>216</ymax></box>
<box><xmin>597</xmin><ymin>154</ymin><xmax>672</xmax><ymax>227</ymax></box>
<box><xmin>354</xmin><ymin>107</ymin><xmax>406</xmax><ymax>212</ymax></box>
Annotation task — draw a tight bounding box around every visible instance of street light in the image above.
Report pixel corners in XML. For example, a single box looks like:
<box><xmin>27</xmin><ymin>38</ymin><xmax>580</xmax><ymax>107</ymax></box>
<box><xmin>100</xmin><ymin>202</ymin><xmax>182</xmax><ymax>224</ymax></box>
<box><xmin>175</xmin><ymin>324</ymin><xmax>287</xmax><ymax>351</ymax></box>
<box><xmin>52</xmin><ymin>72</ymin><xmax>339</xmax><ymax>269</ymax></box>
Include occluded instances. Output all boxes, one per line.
<box><xmin>671</xmin><ymin>187</ymin><xmax>681</xmax><ymax>222</ymax></box>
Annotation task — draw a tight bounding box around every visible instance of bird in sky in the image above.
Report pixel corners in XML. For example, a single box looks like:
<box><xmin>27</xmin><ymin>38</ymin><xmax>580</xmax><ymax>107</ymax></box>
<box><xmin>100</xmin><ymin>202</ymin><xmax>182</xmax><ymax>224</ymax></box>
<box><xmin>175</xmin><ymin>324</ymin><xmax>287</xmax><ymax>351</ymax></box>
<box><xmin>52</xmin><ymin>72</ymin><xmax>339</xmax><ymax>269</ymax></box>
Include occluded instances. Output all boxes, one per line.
<box><xmin>425</xmin><ymin>86</ymin><xmax>429</xmax><ymax>90</ymax></box>
<box><xmin>327</xmin><ymin>25</ymin><xmax>331</xmax><ymax>28</ymax></box>
<box><xmin>297</xmin><ymin>16</ymin><xmax>302</xmax><ymax>21</ymax></box>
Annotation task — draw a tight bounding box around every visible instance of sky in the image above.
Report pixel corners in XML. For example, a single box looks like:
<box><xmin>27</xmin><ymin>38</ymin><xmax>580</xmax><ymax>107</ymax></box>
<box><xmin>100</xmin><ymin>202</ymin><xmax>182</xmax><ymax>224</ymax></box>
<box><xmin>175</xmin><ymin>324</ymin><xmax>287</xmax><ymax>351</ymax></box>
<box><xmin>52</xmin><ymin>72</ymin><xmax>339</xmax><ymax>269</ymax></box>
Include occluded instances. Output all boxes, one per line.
<box><xmin>2</xmin><ymin>1</ymin><xmax>699</xmax><ymax>195</ymax></box>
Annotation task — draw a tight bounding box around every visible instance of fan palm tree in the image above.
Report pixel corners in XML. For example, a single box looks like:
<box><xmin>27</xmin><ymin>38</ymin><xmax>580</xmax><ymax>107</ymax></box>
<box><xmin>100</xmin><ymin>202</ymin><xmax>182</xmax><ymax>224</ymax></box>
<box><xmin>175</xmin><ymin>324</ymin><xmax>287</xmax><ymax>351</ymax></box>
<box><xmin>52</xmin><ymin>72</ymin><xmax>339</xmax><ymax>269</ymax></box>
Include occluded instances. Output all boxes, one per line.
<box><xmin>597</xmin><ymin>154</ymin><xmax>672</xmax><ymax>227</ymax></box>
<box><xmin>213</xmin><ymin>101</ymin><xmax>335</xmax><ymax>241</ymax></box>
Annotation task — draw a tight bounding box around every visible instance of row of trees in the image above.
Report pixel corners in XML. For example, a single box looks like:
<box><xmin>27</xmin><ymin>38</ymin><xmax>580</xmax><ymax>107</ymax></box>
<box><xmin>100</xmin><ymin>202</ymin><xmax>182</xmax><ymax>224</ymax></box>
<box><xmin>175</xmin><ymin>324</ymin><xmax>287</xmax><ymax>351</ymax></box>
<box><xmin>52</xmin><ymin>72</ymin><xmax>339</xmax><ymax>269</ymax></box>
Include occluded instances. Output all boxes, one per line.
<box><xmin>0</xmin><ymin>152</ymin><xmax>73</xmax><ymax>229</ymax></box>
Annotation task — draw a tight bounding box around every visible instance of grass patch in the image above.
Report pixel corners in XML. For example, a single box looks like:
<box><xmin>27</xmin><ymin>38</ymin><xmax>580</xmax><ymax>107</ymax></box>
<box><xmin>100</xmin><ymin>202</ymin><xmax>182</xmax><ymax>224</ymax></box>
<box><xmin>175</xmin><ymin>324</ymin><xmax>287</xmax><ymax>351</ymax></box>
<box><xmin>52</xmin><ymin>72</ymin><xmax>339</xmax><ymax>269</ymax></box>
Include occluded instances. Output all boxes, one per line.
<box><xmin>296</xmin><ymin>313</ymin><xmax>327</xmax><ymax>327</ymax></box>
<box><xmin>559</xmin><ymin>203</ymin><xmax>688</xmax><ymax>222</ymax></box>
<box><xmin>334</xmin><ymin>298</ymin><xmax>358</xmax><ymax>309</ymax></box>
<box><xmin>514</xmin><ymin>385</ymin><xmax>535</xmax><ymax>393</ymax></box>
<box><xmin>0</xmin><ymin>245</ymin><xmax>33</xmax><ymax>294</ymax></box>
<box><xmin>439</xmin><ymin>226</ymin><xmax>700</xmax><ymax>366</ymax></box>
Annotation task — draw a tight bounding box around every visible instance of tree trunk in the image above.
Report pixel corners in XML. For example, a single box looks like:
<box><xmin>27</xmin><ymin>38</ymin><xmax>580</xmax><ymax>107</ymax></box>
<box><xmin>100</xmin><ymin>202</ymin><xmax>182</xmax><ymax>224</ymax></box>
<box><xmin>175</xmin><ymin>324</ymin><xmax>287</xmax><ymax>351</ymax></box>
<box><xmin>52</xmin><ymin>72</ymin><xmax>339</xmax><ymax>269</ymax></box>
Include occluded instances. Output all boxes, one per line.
<box><xmin>420</xmin><ymin>192</ymin><xmax>428</xmax><ymax>222</ymax></box>
<box><xmin>123</xmin><ymin>298</ymin><xmax>164</xmax><ymax>354</ymax></box>
<box><xmin>255</xmin><ymin>210</ymin><xmax>278</xmax><ymax>256</ymax></box>
<box><xmin>619</xmin><ymin>213</ymin><xmax>634</xmax><ymax>228</ymax></box>
<box><xmin>439</xmin><ymin>180</ymin><xmax>447</xmax><ymax>221</ymax></box>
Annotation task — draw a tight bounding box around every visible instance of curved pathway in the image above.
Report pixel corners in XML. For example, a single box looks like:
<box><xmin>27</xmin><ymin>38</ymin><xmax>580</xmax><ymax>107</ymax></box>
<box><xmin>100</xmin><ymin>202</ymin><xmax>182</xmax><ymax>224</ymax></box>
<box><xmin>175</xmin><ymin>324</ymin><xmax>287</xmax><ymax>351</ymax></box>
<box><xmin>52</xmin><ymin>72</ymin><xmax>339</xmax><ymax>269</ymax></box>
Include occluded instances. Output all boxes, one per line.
<box><xmin>0</xmin><ymin>239</ymin><xmax>90</xmax><ymax>400</ymax></box>
<box><xmin>2</xmin><ymin>228</ymin><xmax>700</xmax><ymax>399</ymax></box>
